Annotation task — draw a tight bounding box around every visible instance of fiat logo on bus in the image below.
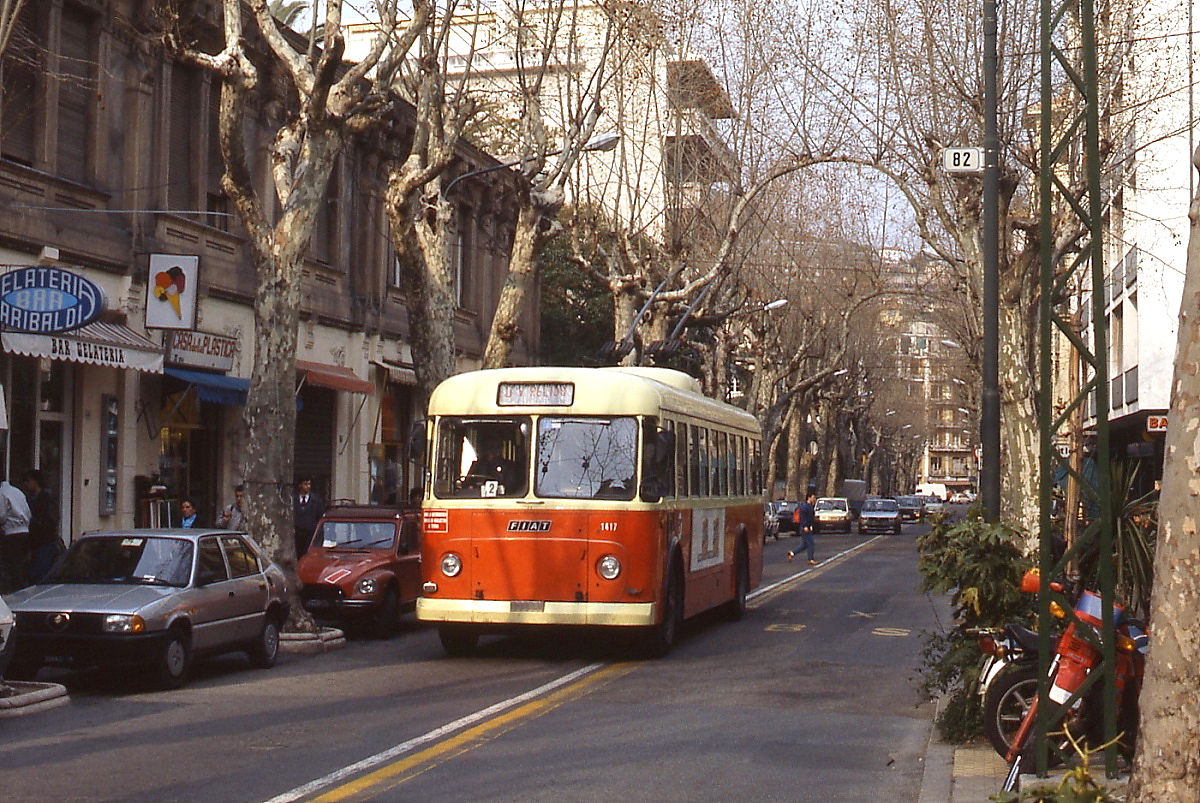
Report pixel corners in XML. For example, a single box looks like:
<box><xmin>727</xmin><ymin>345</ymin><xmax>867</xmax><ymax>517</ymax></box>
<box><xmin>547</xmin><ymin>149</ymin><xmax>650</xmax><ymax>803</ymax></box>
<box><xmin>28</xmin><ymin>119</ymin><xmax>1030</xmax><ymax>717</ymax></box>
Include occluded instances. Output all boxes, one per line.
<box><xmin>508</xmin><ymin>521</ymin><xmax>552</xmax><ymax>532</ymax></box>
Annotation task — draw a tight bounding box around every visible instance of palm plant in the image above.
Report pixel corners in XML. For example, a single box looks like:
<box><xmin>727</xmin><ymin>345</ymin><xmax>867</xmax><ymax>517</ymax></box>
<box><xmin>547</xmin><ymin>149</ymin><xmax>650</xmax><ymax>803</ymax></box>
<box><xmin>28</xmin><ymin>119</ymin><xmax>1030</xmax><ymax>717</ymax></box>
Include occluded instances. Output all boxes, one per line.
<box><xmin>1076</xmin><ymin>461</ymin><xmax>1157</xmax><ymax>620</ymax></box>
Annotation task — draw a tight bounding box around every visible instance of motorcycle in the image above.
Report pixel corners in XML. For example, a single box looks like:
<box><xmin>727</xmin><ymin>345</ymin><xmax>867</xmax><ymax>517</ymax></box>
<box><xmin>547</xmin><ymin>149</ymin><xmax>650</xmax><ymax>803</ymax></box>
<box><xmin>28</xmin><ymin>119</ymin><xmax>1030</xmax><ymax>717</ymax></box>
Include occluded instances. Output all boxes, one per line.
<box><xmin>973</xmin><ymin>622</ymin><xmax>1042</xmax><ymax>758</ymax></box>
<box><xmin>1001</xmin><ymin>569</ymin><xmax>1148</xmax><ymax>789</ymax></box>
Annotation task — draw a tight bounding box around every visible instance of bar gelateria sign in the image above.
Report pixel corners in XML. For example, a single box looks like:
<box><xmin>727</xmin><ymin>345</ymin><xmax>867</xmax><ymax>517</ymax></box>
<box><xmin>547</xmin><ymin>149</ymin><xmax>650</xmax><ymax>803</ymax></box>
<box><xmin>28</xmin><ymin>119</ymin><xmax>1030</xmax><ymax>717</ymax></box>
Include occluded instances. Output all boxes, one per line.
<box><xmin>0</xmin><ymin>266</ymin><xmax>106</xmax><ymax>333</ymax></box>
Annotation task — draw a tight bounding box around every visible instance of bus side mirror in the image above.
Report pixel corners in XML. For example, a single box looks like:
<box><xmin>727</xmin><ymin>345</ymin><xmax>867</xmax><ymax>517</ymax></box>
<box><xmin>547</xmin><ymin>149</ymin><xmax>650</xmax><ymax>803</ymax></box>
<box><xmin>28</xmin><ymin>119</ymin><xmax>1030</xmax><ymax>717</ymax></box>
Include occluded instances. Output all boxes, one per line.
<box><xmin>408</xmin><ymin>420</ymin><xmax>427</xmax><ymax>462</ymax></box>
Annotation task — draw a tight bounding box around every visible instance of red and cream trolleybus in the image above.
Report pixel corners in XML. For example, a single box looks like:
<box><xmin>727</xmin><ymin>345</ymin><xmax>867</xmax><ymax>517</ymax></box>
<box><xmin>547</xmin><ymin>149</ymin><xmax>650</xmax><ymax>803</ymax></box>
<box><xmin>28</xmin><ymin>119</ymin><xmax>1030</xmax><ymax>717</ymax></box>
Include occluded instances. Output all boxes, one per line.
<box><xmin>416</xmin><ymin>366</ymin><xmax>764</xmax><ymax>655</ymax></box>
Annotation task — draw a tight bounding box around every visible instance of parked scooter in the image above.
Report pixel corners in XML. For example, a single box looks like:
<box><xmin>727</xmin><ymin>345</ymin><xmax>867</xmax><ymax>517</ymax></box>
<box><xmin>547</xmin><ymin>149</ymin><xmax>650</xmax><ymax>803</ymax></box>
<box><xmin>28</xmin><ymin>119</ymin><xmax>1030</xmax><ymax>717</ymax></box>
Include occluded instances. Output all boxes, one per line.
<box><xmin>1001</xmin><ymin>569</ymin><xmax>1148</xmax><ymax>789</ymax></box>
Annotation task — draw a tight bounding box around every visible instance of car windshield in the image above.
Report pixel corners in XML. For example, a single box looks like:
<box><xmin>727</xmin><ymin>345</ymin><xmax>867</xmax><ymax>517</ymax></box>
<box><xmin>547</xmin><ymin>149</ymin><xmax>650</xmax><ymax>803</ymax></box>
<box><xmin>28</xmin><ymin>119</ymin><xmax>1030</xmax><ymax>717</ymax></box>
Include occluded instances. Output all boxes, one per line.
<box><xmin>46</xmin><ymin>536</ymin><xmax>194</xmax><ymax>587</ymax></box>
<box><xmin>897</xmin><ymin>496</ymin><xmax>921</xmax><ymax>505</ymax></box>
<box><xmin>536</xmin><ymin>416</ymin><xmax>639</xmax><ymax>500</ymax></box>
<box><xmin>316</xmin><ymin>521</ymin><xmax>396</xmax><ymax>549</ymax></box>
<box><xmin>863</xmin><ymin>499</ymin><xmax>899</xmax><ymax>512</ymax></box>
<box><xmin>815</xmin><ymin>499</ymin><xmax>845</xmax><ymax>511</ymax></box>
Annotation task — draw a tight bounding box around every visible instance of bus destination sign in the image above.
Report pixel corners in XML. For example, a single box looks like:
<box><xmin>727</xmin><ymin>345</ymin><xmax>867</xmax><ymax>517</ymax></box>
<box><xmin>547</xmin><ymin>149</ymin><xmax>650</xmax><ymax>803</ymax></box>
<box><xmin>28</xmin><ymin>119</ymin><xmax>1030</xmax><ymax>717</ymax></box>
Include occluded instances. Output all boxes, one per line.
<box><xmin>497</xmin><ymin>381</ymin><xmax>574</xmax><ymax>407</ymax></box>
<box><xmin>0</xmin><ymin>266</ymin><xmax>107</xmax><ymax>333</ymax></box>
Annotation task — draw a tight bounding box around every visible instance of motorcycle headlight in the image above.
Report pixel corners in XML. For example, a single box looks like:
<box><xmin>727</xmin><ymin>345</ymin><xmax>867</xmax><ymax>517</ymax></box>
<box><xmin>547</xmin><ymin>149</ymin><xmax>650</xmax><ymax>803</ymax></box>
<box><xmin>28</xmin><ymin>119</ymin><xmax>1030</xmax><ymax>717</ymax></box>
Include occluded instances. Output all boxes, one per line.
<box><xmin>597</xmin><ymin>555</ymin><xmax>621</xmax><ymax>580</ymax></box>
<box><xmin>103</xmin><ymin>614</ymin><xmax>146</xmax><ymax>634</ymax></box>
<box><xmin>441</xmin><ymin>552</ymin><xmax>463</xmax><ymax>577</ymax></box>
<box><xmin>356</xmin><ymin>577</ymin><xmax>378</xmax><ymax>596</ymax></box>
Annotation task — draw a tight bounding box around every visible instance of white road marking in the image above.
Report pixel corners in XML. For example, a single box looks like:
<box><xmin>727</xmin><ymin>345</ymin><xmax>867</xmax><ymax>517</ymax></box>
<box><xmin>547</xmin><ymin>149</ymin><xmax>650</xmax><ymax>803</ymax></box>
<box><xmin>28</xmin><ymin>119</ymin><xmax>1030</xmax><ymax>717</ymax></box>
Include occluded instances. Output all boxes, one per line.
<box><xmin>263</xmin><ymin>662</ymin><xmax>607</xmax><ymax>803</ymax></box>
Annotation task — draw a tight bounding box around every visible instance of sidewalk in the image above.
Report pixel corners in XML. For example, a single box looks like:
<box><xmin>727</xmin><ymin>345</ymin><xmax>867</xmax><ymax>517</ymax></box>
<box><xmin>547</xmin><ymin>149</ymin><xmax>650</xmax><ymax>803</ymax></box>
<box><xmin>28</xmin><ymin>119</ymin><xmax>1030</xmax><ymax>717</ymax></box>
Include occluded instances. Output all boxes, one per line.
<box><xmin>920</xmin><ymin>736</ymin><xmax>1131</xmax><ymax>802</ymax></box>
<box><xmin>919</xmin><ymin>728</ymin><xmax>1010</xmax><ymax>802</ymax></box>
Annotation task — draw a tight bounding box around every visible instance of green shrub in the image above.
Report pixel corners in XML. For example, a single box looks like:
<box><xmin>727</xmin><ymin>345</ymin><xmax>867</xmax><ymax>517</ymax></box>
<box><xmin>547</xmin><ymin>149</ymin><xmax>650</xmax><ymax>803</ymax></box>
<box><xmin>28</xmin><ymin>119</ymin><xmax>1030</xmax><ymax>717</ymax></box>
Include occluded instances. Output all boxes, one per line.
<box><xmin>917</xmin><ymin>514</ymin><xmax>1035</xmax><ymax>742</ymax></box>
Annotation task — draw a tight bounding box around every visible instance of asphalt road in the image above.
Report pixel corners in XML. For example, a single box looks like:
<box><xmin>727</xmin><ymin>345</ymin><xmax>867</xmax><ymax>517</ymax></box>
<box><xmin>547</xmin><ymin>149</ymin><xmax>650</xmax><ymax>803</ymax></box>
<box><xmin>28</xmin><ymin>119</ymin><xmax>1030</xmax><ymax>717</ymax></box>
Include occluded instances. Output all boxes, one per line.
<box><xmin>0</xmin><ymin>521</ymin><xmax>950</xmax><ymax>803</ymax></box>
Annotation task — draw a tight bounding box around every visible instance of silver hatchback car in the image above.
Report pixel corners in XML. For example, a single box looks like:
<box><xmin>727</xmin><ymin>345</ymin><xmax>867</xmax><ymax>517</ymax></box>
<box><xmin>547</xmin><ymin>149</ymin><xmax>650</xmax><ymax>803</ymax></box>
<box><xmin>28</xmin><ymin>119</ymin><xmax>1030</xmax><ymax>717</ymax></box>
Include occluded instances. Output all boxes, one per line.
<box><xmin>3</xmin><ymin>529</ymin><xmax>289</xmax><ymax>689</ymax></box>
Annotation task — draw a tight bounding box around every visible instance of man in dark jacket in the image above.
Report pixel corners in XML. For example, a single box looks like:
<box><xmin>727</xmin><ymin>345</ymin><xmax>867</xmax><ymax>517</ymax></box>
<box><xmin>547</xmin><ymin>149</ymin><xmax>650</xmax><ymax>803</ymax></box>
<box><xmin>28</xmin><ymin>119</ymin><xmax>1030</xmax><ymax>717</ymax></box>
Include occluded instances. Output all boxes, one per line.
<box><xmin>294</xmin><ymin>476</ymin><xmax>325</xmax><ymax>557</ymax></box>
<box><xmin>788</xmin><ymin>494</ymin><xmax>818</xmax><ymax>565</ymax></box>
<box><xmin>23</xmin><ymin>469</ymin><xmax>61</xmax><ymax>584</ymax></box>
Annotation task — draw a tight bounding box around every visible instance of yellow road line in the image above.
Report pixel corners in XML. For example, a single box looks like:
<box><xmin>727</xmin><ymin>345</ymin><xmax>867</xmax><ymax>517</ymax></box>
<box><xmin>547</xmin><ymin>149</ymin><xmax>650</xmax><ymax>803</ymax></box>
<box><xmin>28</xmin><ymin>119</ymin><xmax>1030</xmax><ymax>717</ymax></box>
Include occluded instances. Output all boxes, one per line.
<box><xmin>311</xmin><ymin>663</ymin><xmax>634</xmax><ymax>801</ymax></box>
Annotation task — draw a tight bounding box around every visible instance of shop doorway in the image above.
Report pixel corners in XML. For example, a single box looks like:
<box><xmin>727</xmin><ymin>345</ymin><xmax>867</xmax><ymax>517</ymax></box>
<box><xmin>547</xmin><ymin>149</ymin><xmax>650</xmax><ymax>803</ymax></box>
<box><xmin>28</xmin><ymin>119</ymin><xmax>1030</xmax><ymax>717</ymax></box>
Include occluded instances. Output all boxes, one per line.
<box><xmin>2</xmin><ymin>356</ymin><xmax>71</xmax><ymax>542</ymax></box>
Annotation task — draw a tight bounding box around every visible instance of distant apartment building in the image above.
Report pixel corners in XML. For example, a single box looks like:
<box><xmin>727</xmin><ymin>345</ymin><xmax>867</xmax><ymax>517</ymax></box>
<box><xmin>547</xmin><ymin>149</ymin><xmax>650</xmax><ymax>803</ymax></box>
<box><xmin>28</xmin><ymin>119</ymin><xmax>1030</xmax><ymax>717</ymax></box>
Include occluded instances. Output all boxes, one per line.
<box><xmin>344</xmin><ymin>2</ymin><xmax>737</xmax><ymax>248</ymax></box>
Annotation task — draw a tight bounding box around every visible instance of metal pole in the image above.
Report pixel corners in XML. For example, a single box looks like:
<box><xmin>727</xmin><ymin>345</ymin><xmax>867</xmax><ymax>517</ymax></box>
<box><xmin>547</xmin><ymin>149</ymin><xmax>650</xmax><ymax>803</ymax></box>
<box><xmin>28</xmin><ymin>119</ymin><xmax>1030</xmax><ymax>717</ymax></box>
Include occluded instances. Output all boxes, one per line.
<box><xmin>981</xmin><ymin>0</ymin><xmax>1001</xmax><ymax>522</ymax></box>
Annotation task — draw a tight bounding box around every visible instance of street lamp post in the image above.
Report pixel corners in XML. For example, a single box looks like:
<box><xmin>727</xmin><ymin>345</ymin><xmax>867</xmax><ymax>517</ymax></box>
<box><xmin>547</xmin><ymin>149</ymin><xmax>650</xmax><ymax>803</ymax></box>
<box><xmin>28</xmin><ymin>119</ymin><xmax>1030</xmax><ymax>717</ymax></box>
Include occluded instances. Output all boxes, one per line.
<box><xmin>443</xmin><ymin>133</ymin><xmax>619</xmax><ymax>196</ymax></box>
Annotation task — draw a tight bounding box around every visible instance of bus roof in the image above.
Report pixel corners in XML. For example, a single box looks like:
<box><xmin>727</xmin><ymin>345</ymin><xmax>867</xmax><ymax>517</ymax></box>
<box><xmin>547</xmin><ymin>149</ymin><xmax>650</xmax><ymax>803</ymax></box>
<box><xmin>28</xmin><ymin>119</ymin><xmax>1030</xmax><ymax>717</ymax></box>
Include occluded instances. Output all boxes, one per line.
<box><xmin>428</xmin><ymin>366</ymin><xmax>760</xmax><ymax>434</ymax></box>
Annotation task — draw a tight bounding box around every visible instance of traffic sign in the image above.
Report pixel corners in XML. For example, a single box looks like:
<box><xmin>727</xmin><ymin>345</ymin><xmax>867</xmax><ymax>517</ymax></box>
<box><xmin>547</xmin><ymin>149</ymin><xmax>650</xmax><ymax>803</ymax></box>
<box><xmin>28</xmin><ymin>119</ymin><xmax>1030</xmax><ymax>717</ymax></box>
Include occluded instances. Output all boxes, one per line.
<box><xmin>942</xmin><ymin>147</ymin><xmax>984</xmax><ymax>174</ymax></box>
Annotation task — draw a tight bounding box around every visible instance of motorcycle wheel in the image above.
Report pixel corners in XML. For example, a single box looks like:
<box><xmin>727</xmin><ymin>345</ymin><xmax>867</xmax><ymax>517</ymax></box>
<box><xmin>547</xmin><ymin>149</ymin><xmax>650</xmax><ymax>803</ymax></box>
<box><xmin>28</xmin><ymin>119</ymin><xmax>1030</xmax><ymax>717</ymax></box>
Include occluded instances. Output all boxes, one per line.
<box><xmin>983</xmin><ymin>663</ymin><xmax>1064</xmax><ymax>764</ymax></box>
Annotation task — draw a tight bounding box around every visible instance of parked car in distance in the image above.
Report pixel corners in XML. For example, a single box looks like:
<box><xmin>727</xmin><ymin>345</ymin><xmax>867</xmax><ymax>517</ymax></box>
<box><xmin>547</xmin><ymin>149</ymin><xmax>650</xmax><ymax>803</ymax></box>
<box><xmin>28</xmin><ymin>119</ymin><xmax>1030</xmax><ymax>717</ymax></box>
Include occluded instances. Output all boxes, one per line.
<box><xmin>0</xmin><ymin>594</ymin><xmax>14</xmax><ymax>677</ymax></box>
<box><xmin>858</xmin><ymin>498</ymin><xmax>902</xmax><ymax>534</ymax></box>
<box><xmin>774</xmin><ymin>500</ymin><xmax>801</xmax><ymax>535</ymax></box>
<box><xmin>921</xmin><ymin>495</ymin><xmax>946</xmax><ymax>515</ymax></box>
<box><xmin>763</xmin><ymin>502</ymin><xmax>781</xmax><ymax>541</ymax></box>
<box><xmin>298</xmin><ymin>504</ymin><xmax>422</xmax><ymax>637</ymax></box>
<box><xmin>949</xmin><ymin>492</ymin><xmax>972</xmax><ymax>504</ymax></box>
<box><xmin>3</xmin><ymin>530</ymin><xmax>289</xmax><ymax>689</ymax></box>
<box><xmin>814</xmin><ymin>497</ymin><xmax>851</xmax><ymax>533</ymax></box>
<box><xmin>896</xmin><ymin>495</ymin><xmax>925</xmax><ymax>521</ymax></box>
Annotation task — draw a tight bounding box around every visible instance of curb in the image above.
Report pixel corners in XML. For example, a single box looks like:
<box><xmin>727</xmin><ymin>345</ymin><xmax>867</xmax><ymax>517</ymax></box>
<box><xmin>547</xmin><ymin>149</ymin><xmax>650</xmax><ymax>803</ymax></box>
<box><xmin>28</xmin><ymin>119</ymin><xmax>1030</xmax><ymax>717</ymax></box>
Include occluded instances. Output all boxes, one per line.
<box><xmin>279</xmin><ymin>626</ymin><xmax>346</xmax><ymax>655</ymax></box>
<box><xmin>0</xmin><ymin>681</ymin><xmax>70</xmax><ymax>718</ymax></box>
<box><xmin>917</xmin><ymin>695</ymin><xmax>955</xmax><ymax>803</ymax></box>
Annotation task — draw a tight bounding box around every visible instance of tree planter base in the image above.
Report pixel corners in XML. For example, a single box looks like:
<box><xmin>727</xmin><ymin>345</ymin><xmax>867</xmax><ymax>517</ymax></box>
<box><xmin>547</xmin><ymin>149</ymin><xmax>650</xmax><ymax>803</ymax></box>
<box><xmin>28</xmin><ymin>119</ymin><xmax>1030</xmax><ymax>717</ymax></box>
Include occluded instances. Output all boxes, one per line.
<box><xmin>279</xmin><ymin>627</ymin><xmax>346</xmax><ymax>655</ymax></box>
<box><xmin>0</xmin><ymin>681</ymin><xmax>69</xmax><ymax>718</ymax></box>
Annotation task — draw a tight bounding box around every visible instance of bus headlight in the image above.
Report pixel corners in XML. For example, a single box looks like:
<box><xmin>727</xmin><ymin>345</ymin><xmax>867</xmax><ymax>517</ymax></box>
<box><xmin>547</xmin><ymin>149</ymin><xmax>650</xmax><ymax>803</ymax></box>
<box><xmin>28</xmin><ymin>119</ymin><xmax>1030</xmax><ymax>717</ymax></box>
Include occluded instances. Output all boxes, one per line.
<box><xmin>597</xmin><ymin>555</ymin><xmax>621</xmax><ymax>580</ymax></box>
<box><xmin>441</xmin><ymin>553</ymin><xmax>463</xmax><ymax>578</ymax></box>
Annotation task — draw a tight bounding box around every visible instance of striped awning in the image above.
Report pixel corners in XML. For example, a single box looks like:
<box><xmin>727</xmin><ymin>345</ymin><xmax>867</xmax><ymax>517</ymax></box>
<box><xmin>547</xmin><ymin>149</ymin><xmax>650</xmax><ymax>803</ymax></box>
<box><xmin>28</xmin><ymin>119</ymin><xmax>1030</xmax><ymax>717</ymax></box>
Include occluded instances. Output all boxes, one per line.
<box><xmin>2</xmin><ymin>321</ymin><xmax>164</xmax><ymax>373</ymax></box>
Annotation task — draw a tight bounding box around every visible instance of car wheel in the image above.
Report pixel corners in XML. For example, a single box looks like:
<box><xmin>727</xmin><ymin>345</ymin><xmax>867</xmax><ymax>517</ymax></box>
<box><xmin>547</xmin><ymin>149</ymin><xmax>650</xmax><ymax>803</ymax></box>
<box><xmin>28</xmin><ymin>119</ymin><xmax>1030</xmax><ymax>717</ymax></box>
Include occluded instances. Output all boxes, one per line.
<box><xmin>438</xmin><ymin>625</ymin><xmax>479</xmax><ymax>656</ymax></box>
<box><xmin>153</xmin><ymin>628</ymin><xmax>191</xmax><ymax>690</ymax></box>
<box><xmin>248</xmin><ymin>615</ymin><xmax>281</xmax><ymax>669</ymax></box>
<box><xmin>893</xmin><ymin>523</ymin><xmax>901</xmax><ymax>534</ymax></box>
<box><xmin>372</xmin><ymin>588</ymin><xmax>402</xmax><ymax>639</ymax></box>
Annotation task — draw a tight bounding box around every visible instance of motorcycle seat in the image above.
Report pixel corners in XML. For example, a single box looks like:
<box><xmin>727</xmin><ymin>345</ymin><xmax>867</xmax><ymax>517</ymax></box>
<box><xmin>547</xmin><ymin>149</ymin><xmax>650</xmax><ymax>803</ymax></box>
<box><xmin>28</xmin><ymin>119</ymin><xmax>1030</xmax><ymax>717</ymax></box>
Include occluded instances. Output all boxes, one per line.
<box><xmin>1006</xmin><ymin>623</ymin><xmax>1040</xmax><ymax>654</ymax></box>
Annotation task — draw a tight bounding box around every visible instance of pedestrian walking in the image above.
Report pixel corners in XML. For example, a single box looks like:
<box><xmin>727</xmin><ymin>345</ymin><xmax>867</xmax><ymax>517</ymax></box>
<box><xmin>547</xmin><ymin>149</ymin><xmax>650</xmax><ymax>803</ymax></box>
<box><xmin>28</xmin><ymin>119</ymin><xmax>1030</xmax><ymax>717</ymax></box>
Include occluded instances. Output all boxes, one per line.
<box><xmin>294</xmin><ymin>476</ymin><xmax>325</xmax><ymax>557</ymax></box>
<box><xmin>23</xmin><ymin>469</ymin><xmax>61</xmax><ymax>584</ymax></box>
<box><xmin>0</xmin><ymin>469</ymin><xmax>33</xmax><ymax>593</ymax></box>
<box><xmin>217</xmin><ymin>484</ymin><xmax>245</xmax><ymax>530</ymax></box>
<box><xmin>788</xmin><ymin>493</ymin><xmax>818</xmax><ymax>565</ymax></box>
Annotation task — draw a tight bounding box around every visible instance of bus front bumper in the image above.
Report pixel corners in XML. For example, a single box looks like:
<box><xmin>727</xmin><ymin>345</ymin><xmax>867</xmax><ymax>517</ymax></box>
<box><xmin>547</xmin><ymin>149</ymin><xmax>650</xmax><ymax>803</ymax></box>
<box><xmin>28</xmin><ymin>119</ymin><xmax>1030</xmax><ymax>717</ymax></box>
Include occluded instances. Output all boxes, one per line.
<box><xmin>417</xmin><ymin>597</ymin><xmax>656</xmax><ymax>627</ymax></box>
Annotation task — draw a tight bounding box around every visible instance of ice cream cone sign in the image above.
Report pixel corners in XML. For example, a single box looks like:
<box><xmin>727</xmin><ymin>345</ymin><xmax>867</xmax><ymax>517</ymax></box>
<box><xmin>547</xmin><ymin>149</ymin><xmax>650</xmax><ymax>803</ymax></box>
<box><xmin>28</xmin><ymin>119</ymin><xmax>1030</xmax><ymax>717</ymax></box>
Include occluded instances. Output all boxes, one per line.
<box><xmin>146</xmin><ymin>254</ymin><xmax>199</xmax><ymax>329</ymax></box>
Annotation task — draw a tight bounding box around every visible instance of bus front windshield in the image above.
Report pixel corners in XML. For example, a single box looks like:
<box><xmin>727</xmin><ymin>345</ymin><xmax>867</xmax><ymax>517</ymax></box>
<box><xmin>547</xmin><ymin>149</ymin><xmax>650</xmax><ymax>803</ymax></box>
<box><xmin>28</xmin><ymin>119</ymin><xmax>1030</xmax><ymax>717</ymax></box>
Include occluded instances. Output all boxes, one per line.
<box><xmin>434</xmin><ymin>417</ymin><xmax>531</xmax><ymax>498</ymax></box>
<box><xmin>536</xmin><ymin>416</ymin><xmax>638</xmax><ymax>500</ymax></box>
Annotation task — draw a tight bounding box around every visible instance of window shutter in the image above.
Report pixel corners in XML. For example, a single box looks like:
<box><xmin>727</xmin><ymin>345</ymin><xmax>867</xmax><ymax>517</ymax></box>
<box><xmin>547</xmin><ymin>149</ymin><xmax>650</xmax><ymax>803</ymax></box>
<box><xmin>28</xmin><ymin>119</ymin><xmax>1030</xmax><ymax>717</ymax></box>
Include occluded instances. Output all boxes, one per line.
<box><xmin>56</xmin><ymin>9</ymin><xmax>94</xmax><ymax>183</ymax></box>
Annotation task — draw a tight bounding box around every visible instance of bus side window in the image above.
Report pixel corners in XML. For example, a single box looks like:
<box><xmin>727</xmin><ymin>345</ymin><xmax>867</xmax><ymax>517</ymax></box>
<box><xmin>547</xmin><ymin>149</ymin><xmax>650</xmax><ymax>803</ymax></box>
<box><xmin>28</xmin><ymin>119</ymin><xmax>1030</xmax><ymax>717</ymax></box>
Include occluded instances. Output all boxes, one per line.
<box><xmin>641</xmin><ymin>422</ymin><xmax>675</xmax><ymax>502</ymax></box>
<box><xmin>675</xmin><ymin>422</ymin><xmax>688</xmax><ymax>498</ymax></box>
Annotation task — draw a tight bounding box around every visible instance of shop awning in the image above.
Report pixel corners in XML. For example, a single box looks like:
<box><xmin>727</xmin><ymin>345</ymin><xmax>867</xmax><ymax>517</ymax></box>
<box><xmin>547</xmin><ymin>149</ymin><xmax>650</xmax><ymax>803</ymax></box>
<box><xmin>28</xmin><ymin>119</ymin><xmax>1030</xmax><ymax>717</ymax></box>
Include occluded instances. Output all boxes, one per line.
<box><xmin>372</xmin><ymin>359</ymin><xmax>418</xmax><ymax>386</ymax></box>
<box><xmin>297</xmin><ymin>359</ymin><xmax>373</xmax><ymax>394</ymax></box>
<box><xmin>164</xmin><ymin>366</ymin><xmax>250</xmax><ymax>406</ymax></box>
<box><xmin>2</xmin><ymin>321</ymin><xmax>164</xmax><ymax>373</ymax></box>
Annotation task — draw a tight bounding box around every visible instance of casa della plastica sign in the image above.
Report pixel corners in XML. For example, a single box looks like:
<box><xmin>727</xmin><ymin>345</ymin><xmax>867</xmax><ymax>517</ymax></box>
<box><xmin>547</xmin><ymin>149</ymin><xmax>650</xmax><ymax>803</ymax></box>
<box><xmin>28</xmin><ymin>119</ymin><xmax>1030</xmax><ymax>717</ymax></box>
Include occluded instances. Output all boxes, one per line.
<box><xmin>0</xmin><ymin>266</ymin><xmax>107</xmax><ymax>333</ymax></box>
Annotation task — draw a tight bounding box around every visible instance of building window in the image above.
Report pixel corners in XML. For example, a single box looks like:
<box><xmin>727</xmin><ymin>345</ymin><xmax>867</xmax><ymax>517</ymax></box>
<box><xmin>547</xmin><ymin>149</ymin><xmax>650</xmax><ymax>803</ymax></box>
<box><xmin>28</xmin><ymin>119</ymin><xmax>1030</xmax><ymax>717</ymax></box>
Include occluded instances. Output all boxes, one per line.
<box><xmin>56</xmin><ymin>6</ymin><xmax>98</xmax><ymax>184</ymax></box>
<box><xmin>168</xmin><ymin>65</ymin><xmax>201</xmax><ymax>214</ymax></box>
<box><xmin>1</xmin><ymin>4</ymin><xmax>39</xmax><ymax>166</ymax></box>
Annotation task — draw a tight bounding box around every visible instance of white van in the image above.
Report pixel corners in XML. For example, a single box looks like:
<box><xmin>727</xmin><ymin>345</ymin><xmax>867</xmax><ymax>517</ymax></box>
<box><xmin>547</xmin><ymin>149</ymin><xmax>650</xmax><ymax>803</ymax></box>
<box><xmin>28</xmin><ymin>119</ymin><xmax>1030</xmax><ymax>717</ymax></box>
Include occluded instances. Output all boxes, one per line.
<box><xmin>915</xmin><ymin>482</ymin><xmax>949</xmax><ymax>502</ymax></box>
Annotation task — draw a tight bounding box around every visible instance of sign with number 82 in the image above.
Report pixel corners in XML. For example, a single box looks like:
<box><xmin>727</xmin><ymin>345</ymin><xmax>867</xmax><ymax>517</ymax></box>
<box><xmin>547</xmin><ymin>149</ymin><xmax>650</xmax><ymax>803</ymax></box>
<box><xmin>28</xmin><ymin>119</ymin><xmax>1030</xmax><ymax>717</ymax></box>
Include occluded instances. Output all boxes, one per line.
<box><xmin>941</xmin><ymin>147</ymin><xmax>984</xmax><ymax>174</ymax></box>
